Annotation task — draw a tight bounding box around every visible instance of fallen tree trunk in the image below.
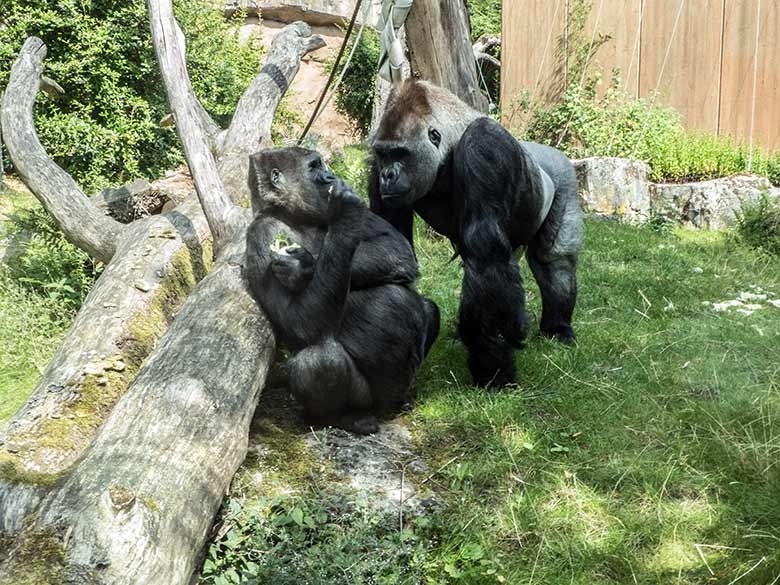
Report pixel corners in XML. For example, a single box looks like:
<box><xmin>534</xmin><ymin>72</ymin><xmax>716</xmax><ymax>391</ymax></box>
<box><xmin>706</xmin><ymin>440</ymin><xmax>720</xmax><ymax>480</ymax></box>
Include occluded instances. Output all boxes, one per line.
<box><xmin>0</xmin><ymin>14</ymin><xmax>323</xmax><ymax>551</ymax></box>
<box><xmin>3</xmin><ymin>225</ymin><xmax>273</xmax><ymax>584</ymax></box>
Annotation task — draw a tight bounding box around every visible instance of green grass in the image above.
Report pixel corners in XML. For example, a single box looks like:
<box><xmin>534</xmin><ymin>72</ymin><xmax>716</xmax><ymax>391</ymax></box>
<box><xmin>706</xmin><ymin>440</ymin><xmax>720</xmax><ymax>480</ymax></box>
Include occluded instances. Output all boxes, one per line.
<box><xmin>202</xmin><ymin>211</ymin><xmax>780</xmax><ymax>584</ymax></box>
<box><xmin>408</xmin><ymin>218</ymin><xmax>780</xmax><ymax>584</ymax></box>
<box><xmin>0</xmin><ymin>186</ymin><xmax>72</xmax><ymax>425</ymax></box>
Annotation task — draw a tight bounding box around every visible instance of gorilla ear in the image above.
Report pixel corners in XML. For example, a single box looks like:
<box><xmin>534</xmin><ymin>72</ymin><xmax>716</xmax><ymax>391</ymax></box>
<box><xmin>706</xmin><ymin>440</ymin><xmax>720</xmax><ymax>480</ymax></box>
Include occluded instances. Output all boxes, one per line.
<box><xmin>428</xmin><ymin>127</ymin><xmax>442</xmax><ymax>148</ymax></box>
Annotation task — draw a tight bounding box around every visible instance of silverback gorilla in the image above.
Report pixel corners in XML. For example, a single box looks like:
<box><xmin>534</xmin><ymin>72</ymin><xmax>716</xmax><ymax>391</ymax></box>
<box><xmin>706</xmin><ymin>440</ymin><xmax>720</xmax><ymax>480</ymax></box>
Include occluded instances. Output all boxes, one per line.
<box><xmin>369</xmin><ymin>80</ymin><xmax>583</xmax><ymax>387</ymax></box>
<box><xmin>245</xmin><ymin>147</ymin><xmax>440</xmax><ymax>434</ymax></box>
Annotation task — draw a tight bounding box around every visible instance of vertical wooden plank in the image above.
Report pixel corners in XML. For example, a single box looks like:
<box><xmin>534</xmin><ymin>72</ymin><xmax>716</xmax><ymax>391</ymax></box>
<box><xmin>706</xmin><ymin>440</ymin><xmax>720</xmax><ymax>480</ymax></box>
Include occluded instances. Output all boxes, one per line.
<box><xmin>501</xmin><ymin>0</ymin><xmax>567</xmax><ymax>129</ymax></box>
<box><xmin>586</xmin><ymin>0</ymin><xmax>643</xmax><ymax>97</ymax></box>
<box><xmin>639</xmin><ymin>0</ymin><xmax>724</xmax><ymax>133</ymax></box>
<box><xmin>719</xmin><ymin>0</ymin><xmax>780</xmax><ymax>150</ymax></box>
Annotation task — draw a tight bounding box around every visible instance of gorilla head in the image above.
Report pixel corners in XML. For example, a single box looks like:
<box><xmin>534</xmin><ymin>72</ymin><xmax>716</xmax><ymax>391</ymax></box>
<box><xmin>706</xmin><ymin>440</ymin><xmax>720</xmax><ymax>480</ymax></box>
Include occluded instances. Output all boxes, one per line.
<box><xmin>248</xmin><ymin>146</ymin><xmax>337</xmax><ymax>223</ymax></box>
<box><xmin>371</xmin><ymin>80</ymin><xmax>481</xmax><ymax>208</ymax></box>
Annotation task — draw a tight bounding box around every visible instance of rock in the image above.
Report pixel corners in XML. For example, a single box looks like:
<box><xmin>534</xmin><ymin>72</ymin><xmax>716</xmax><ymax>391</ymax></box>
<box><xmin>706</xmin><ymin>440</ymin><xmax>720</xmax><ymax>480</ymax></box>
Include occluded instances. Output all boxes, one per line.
<box><xmin>651</xmin><ymin>175</ymin><xmax>779</xmax><ymax>230</ymax></box>
<box><xmin>306</xmin><ymin>422</ymin><xmax>426</xmax><ymax>514</ymax></box>
<box><xmin>225</xmin><ymin>0</ymin><xmax>381</xmax><ymax>27</ymax></box>
<box><xmin>573</xmin><ymin>157</ymin><xmax>652</xmax><ymax>223</ymax></box>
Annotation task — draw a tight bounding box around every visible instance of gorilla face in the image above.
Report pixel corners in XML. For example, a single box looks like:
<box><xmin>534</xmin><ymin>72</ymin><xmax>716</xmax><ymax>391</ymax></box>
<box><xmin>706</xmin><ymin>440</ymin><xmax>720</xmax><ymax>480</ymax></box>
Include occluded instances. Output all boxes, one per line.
<box><xmin>372</xmin><ymin>121</ymin><xmax>444</xmax><ymax>209</ymax></box>
<box><xmin>249</xmin><ymin>147</ymin><xmax>337</xmax><ymax>223</ymax></box>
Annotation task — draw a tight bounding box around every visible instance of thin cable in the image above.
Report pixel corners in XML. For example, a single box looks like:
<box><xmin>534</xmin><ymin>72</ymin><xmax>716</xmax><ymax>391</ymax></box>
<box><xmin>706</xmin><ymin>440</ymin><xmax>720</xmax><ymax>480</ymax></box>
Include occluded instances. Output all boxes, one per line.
<box><xmin>630</xmin><ymin>0</ymin><xmax>685</xmax><ymax>159</ymax></box>
<box><xmin>308</xmin><ymin>0</ymin><xmax>372</xmax><ymax>129</ymax></box>
<box><xmin>514</xmin><ymin>0</ymin><xmax>562</xmax><ymax>133</ymax></box>
<box><xmin>298</xmin><ymin>0</ymin><xmax>364</xmax><ymax>145</ymax></box>
<box><xmin>476</xmin><ymin>57</ymin><xmax>494</xmax><ymax>107</ymax></box>
<box><xmin>606</xmin><ymin>0</ymin><xmax>644</xmax><ymax>156</ymax></box>
<box><xmin>555</xmin><ymin>0</ymin><xmax>606</xmax><ymax>148</ymax></box>
<box><xmin>748</xmin><ymin>0</ymin><xmax>761</xmax><ymax>171</ymax></box>
<box><xmin>528</xmin><ymin>0</ymin><xmax>563</xmax><ymax>105</ymax></box>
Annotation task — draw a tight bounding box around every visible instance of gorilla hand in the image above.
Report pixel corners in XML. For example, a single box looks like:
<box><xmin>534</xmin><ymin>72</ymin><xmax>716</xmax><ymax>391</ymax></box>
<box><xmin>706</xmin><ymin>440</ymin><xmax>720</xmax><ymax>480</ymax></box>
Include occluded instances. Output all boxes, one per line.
<box><xmin>326</xmin><ymin>178</ymin><xmax>365</xmax><ymax>224</ymax></box>
<box><xmin>270</xmin><ymin>245</ymin><xmax>315</xmax><ymax>292</ymax></box>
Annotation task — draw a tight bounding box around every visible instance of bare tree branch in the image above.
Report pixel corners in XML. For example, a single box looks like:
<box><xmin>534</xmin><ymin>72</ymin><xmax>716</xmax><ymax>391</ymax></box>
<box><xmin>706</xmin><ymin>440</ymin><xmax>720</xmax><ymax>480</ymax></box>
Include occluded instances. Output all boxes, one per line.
<box><xmin>0</xmin><ymin>19</ymin><xmax>322</xmax><ymax>546</ymax></box>
<box><xmin>475</xmin><ymin>52</ymin><xmax>501</xmax><ymax>69</ymax></box>
<box><xmin>473</xmin><ymin>34</ymin><xmax>501</xmax><ymax>55</ymax></box>
<box><xmin>148</xmin><ymin>0</ymin><xmax>236</xmax><ymax>253</ymax></box>
<box><xmin>218</xmin><ymin>22</ymin><xmax>325</xmax><ymax>202</ymax></box>
<box><xmin>1</xmin><ymin>37</ymin><xmax>122</xmax><ymax>264</ymax></box>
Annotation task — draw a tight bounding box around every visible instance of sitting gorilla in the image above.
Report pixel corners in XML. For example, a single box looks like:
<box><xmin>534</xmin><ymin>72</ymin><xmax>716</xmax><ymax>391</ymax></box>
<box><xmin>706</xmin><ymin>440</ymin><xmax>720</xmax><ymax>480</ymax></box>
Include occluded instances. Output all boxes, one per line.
<box><xmin>245</xmin><ymin>147</ymin><xmax>440</xmax><ymax>434</ymax></box>
<box><xmin>369</xmin><ymin>80</ymin><xmax>583</xmax><ymax>387</ymax></box>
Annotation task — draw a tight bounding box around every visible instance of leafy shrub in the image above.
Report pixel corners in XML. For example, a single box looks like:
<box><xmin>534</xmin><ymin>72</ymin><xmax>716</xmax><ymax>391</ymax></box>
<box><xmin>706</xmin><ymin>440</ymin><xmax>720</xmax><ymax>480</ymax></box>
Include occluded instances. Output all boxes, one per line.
<box><xmin>5</xmin><ymin>205</ymin><xmax>101</xmax><ymax>310</ymax></box>
<box><xmin>736</xmin><ymin>195</ymin><xmax>780</xmax><ymax>256</ymax></box>
<box><xmin>467</xmin><ymin>0</ymin><xmax>502</xmax><ymax>40</ymax></box>
<box><xmin>200</xmin><ymin>492</ymin><xmax>431</xmax><ymax>585</ymax></box>
<box><xmin>330</xmin><ymin>27</ymin><xmax>380</xmax><ymax>137</ymax></box>
<box><xmin>0</xmin><ymin>0</ymin><xmax>262</xmax><ymax>191</ymax></box>
<box><xmin>327</xmin><ymin>145</ymin><xmax>370</xmax><ymax>196</ymax></box>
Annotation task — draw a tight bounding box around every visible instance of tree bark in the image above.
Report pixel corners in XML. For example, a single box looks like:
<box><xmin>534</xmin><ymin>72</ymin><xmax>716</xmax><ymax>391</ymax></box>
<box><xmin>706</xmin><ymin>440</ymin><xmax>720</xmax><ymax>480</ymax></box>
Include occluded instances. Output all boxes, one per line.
<box><xmin>1</xmin><ymin>39</ymin><xmax>122</xmax><ymax>264</ymax></box>
<box><xmin>0</xmin><ymin>11</ymin><xmax>323</xmax><ymax>559</ymax></box>
<box><xmin>405</xmin><ymin>0</ymin><xmax>488</xmax><ymax>113</ymax></box>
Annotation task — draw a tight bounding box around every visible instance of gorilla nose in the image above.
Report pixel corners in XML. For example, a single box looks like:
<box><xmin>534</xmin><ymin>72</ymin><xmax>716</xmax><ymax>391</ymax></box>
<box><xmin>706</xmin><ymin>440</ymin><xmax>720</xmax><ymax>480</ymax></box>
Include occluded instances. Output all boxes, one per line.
<box><xmin>380</xmin><ymin>163</ymin><xmax>401</xmax><ymax>190</ymax></box>
<box><xmin>317</xmin><ymin>169</ymin><xmax>336</xmax><ymax>184</ymax></box>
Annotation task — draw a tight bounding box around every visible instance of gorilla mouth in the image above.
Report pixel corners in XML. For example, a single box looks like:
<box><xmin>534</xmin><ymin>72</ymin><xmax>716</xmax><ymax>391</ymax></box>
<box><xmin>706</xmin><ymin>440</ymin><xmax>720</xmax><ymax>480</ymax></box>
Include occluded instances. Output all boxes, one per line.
<box><xmin>381</xmin><ymin>190</ymin><xmax>413</xmax><ymax>208</ymax></box>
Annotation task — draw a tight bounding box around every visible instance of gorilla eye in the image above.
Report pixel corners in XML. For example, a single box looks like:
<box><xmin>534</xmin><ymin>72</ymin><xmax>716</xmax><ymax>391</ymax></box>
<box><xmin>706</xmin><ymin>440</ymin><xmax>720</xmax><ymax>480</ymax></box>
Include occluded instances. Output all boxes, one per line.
<box><xmin>428</xmin><ymin>127</ymin><xmax>442</xmax><ymax>148</ymax></box>
<box><xmin>270</xmin><ymin>169</ymin><xmax>282</xmax><ymax>188</ymax></box>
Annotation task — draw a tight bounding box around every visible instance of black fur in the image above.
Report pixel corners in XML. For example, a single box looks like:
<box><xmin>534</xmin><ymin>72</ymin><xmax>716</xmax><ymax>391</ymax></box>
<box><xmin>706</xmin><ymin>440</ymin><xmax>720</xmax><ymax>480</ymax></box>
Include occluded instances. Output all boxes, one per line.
<box><xmin>245</xmin><ymin>147</ymin><xmax>440</xmax><ymax>433</ymax></box>
<box><xmin>370</xmin><ymin>82</ymin><xmax>583</xmax><ymax>387</ymax></box>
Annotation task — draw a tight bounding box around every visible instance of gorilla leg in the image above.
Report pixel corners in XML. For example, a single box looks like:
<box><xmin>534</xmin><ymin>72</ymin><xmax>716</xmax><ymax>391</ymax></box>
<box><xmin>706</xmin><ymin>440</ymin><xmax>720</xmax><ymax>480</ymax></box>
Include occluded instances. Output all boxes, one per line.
<box><xmin>528</xmin><ymin>187</ymin><xmax>582</xmax><ymax>344</ymax></box>
<box><xmin>287</xmin><ymin>337</ymin><xmax>377</xmax><ymax>433</ymax></box>
<box><xmin>527</xmin><ymin>252</ymin><xmax>577</xmax><ymax>343</ymax></box>
<box><xmin>422</xmin><ymin>297</ymin><xmax>441</xmax><ymax>357</ymax></box>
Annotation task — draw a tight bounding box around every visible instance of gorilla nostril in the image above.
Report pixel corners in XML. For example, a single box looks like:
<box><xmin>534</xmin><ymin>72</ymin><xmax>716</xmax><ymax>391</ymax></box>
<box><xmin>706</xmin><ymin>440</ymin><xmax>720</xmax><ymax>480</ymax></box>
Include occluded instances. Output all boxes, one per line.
<box><xmin>381</xmin><ymin>164</ymin><xmax>400</xmax><ymax>186</ymax></box>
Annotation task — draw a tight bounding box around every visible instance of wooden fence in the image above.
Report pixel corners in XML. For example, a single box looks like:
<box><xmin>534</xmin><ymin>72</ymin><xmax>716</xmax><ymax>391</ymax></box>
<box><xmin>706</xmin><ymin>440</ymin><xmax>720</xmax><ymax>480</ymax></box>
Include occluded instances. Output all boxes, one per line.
<box><xmin>500</xmin><ymin>0</ymin><xmax>780</xmax><ymax>151</ymax></box>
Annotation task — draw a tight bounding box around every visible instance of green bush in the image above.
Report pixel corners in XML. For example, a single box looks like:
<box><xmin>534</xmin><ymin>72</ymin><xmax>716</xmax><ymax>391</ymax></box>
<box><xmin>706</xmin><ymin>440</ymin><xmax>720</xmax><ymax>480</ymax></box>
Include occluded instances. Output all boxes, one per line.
<box><xmin>200</xmin><ymin>492</ymin><xmax>432</xmax><ymax>585</ymax></box>
<box><xmin>330</xmin><ymin>28</ymin><xmax>380</xmax><ymax>138</ymax></box>
<box><xmin>0</xmin><ymin>0</ymin><xmax>262</xmax><ymax>192</ymax></box>
<box><xmin>518</xmin><ymin>72</ymin><xmax>780</xmax><ymax>186</ymax></box>
<box><xmin>736</xmin><ymin>195</ymin><xmax>780</xmax><ymax>256</ymax></box>
<box><xmin>467</xmin><ymin>0</ymin><xmax>502</xmax><ymax>40</ymax></box>
<box><xmin>5</xmin><ymin>205</ymin><xmax>101</xmax><ymax>310</ymax></box>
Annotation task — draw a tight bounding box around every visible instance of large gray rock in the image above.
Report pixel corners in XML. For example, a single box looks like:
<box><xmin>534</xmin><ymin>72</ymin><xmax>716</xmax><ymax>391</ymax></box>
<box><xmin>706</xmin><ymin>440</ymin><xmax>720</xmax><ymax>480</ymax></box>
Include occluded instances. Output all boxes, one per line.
<box><xmin>226</xmin><ymin>0</ymin><xmax>382</xmax><ymax>26</ymax></box>
<box><xmin>651</xmin><ymin>175</ymin><xmax>779</xmax><ymax>230</ymax></box>
<box><xmin>574</xmin><ymin>157</ymin><xmax>652</xmax><ymax>223</ymax></box>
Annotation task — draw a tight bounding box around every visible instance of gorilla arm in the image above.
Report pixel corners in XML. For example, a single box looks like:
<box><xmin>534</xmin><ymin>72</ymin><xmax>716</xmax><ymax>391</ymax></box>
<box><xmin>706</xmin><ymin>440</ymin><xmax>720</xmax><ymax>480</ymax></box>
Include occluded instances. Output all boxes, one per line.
<box><xmin>245</xmin><ymin>187</ymin><xmax>365</xmax><ymax>347</ymax></box>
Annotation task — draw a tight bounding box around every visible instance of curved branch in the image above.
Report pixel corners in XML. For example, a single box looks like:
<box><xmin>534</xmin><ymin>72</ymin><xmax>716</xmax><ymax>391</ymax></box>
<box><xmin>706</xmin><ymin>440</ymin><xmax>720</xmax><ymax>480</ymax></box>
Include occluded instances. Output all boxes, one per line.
<box><xmin>475</xmin><ymin>52</ymin><xmax>501</xmax><ymax>69</ymax></box>
<box><xmin>148</xmin><ymin>0</ymin><xmax>236</xmax><ymax>253</ymax></box>
<box><xmin>217</xmin><ymin>22</ymin><xmax>326</xmax><ymax>202</ymax></box>
<box><xmin>1</xmin><ymin>37</ymin><xmax>122</xmax><ymax>264</ymax></box>
<box><xmin>473</xmin><ymin>34</ymin><xmax>501</xmax><ymax>55</ymax></box>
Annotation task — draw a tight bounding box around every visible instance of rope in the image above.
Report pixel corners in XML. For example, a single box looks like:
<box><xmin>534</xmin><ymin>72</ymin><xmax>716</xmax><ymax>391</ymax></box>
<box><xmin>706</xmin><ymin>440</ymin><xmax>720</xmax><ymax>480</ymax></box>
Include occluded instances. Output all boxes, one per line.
<box><xmin>514</xmin><ymin>0</ymin><xmax>563</xmax><ymax>132</ymax></box>
<box><xmin>476</xmin><ymin>56</ymin><xmax>494</xmax><ymax>110</ymax></box>
<box><xmin>748</xmin><ymin>0</ymin><xmax>761</xmax><ymax>171</ymax></box>
<box><xmin>298</xmin><ymin>0</ymin><xmax>364</xmax><ymax>145</ymax></box>
<box><xmin>527</xmin><ymin>0</ymin><xmax>563</xmax><ymax>106</ymax></box>
<box><xmin>630</xmin><ymin>0</ymin><xmax>685</xmax><ymax>159</ymax></box>
<box><xmin>606</xmin><ymin>0</ymin><xmax>643</xmax><ymax>156</ymax></box>
<box><xmin>555</xmin><ymin>0</ymin><xmax>606</xmax><ymax>148</ymax></box>
<box><xmin>306</xmin><ymin>0</ymin><xmax>372</xmax><ymax>131</ymax></box>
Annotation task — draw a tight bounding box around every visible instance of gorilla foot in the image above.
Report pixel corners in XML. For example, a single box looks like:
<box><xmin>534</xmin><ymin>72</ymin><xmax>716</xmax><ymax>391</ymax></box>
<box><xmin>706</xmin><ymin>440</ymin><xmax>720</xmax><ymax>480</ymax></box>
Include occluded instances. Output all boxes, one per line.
<box><xmin>339</xmin><ymin>413</ymin><xmax>380</xmax><ymax>435</ymax></box>
<box><xmin>469</xmin><ymin>359</ymin><xmax>517</xmax><ymax>389</ymax></box>
<box><xmin>540</xmin><ymin>326</ymin><xmax>576</xmax><ymax>345</ymax></box>
<box><xmin>305</xmin><ymin>412</ymin><xmax>380</xmax><ymax>435</ymax></box>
